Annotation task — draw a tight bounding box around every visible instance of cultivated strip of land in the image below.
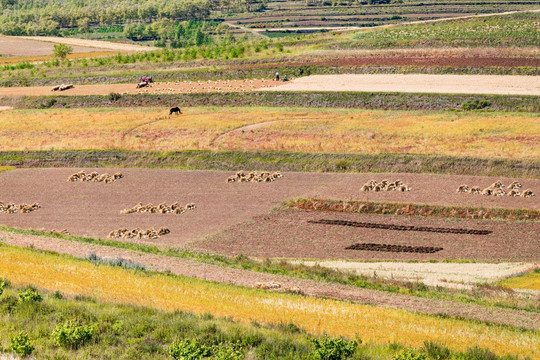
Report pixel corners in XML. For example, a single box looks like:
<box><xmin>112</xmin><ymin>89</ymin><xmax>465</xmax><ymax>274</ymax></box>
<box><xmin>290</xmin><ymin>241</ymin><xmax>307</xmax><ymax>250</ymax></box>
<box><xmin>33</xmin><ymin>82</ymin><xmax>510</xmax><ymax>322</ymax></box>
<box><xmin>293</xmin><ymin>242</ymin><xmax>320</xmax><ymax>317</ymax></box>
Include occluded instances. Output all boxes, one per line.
<box><xmin>1</xmin><ymin>232</ymin><xmax>538</xmax><ymax>331</ymax></box>
<box><xmin>266</xmin><ymin>74</ymin><xmax>540</xmax><ymax>96</ymax></box>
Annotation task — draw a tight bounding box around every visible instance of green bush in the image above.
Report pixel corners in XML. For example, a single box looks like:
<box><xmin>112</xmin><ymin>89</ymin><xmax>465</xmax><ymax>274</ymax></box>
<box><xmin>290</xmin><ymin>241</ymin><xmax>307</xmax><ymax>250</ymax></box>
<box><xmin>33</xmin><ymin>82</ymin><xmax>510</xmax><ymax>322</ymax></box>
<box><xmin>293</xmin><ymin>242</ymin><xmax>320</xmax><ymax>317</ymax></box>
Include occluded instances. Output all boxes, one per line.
<box><xmin>10</xmin><ymin>332</ymin><xmax>34</xmax><ymax>356</ymax></box>
<box><xmin>52</xmin><ymin>320</ymin><xmax>95</xmax><ymax>349</ymax></box>
<box><xmin>39</xmin><ymin>98</ymin><xmax>57</xmax><ymax>109</ymax></box>
<box><xmin>18</xmin><ymin>288</ymin><xmax>43</xmax><ymax>303</ymax></box>
<box><xmin>424</xmin><ymin>341</ymin><xmax>450</xmax><ymax>360</ymax></box>
<box><xmin>0</xmin><ymin>279</ymin><xmax>6</xmax><ymax>296</ymax></box>
<box><xmin>212</xmin><ymin>342</ymin><xmax>245</xmax><ymax>360</ymax></box>
<box><xmin>462</xmin><ymin>99</ymin><xmax>491</xmax><ymax>111</ymax></box>
<box><xmin>169</xmin><ymin>339</ymin><xmax>211</xmax><ymax>360</ymax></box>
<box><xmin>310</xmin><ymin>335</ymin><xmax>358</xmax><ymax>360</ymax></box>
<box><xmin>108</xmin><ymin>92</ymin><xmax>122</xmax><ymax>101</ymax></box>
<box><xmin>393</xmin><ymin>349</ymin><xmax>427</xmax><ymax>360</ymax></box>
<box><xmin>455</xmin><ymin>347</ymin><xmax>498</xmax><ymax>360</ymax></box>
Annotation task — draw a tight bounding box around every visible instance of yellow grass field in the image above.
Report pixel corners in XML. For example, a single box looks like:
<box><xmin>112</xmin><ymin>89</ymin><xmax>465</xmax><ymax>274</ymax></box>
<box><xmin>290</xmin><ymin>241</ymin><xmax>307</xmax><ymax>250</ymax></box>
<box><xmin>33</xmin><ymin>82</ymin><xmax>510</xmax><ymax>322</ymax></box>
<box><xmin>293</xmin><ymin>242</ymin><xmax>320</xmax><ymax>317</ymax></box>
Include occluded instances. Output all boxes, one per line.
<box><xmin>0</xmin><ymin>244</ymin><xmax>538</xmax><ymax>358</ymax></box>
<box><xmin>498</xmin><ymin>271</ymin><xmax>540</xmax><ymax>291</ymax></box>
<box><xmin>1</xmin><ymin>107</ymin><xmax>539</xmax><ymax>158</ymax></box>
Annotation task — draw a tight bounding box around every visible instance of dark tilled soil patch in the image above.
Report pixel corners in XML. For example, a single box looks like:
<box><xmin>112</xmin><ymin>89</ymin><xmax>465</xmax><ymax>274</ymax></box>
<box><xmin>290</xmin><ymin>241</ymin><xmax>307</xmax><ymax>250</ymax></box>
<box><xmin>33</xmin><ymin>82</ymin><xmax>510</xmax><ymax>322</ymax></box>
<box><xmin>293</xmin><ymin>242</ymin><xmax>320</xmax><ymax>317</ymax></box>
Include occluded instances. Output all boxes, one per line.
<box><xmin>1</xmin><ymin>231</ymin><xmax>539</xmax><ymax>331</ymax></box>
<box><xmin>193</xmin><ymin>210</ymin><xmax>540</xmax><ymax>262</ymax></box>
<box><xmin>0</xmin><ymin>169</ymin><xmax>538</xmax><ymax>250</ymax></box>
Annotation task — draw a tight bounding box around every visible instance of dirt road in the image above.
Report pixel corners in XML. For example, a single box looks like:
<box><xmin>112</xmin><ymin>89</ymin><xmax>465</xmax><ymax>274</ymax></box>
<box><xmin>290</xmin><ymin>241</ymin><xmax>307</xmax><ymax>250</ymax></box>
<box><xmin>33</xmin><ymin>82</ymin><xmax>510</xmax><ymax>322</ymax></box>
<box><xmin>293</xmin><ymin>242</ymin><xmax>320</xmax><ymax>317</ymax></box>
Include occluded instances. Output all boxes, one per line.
<box><xmin>265</xmin><ymin>74</ymin><xmax>540</xmax><ymax>95</ymax></box>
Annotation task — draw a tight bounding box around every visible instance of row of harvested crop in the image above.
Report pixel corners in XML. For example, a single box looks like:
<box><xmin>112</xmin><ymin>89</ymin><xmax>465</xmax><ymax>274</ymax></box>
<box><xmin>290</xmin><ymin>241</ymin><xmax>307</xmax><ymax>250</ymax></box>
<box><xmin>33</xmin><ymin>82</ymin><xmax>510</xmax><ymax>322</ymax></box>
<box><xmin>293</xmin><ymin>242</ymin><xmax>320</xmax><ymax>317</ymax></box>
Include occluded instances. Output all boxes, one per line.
<box><xmin>0</xmin><ymin>202</ymin><xmax>40</xmax><ymax>214</ymax></box>
<box><xmin>361</xmin><ymin>179</ymin><xmax>411</xmax><ymax>192</ymax></box>
<box><xmin>457</xmin><ymin>181</ymin><xmax>534</xmax><ymax>197</ymax></box>
<box><xmin>121</xmin><ymin>202</ymin><xmax>195</xmax><ymax>215</ymax></box>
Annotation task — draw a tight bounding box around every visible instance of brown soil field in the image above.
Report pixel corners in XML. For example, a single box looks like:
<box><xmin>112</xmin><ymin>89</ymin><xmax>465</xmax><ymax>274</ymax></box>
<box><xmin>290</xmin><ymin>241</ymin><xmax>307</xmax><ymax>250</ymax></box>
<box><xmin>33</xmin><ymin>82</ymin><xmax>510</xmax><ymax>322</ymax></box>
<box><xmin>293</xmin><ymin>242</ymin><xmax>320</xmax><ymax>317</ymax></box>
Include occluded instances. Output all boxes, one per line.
<box><xmin>2</xmin><ymin>230</ymin><xmax>539</xmax><ymax>330</ymax></box>
<box><xmin>266</xmin><ymin>74</ymin><xmax>540</xmax><ymax>96</ymax></box>
<box><xmin>0</xmin><ymin>36</ymin><xmax>118</xmax><ymax>57</ymax></box>
<box><xmin>196</xmin><ymin>210</ymin><xmax>539</xmax><ymax>262</ymax></box>
<box><xmin>0</xmin><ymin>79</ymin><xmax>280</xmax><ymax>97</ymax></box>
<box><xmin>0</xmin><ymin>169</ymin><xmax>538</xmax><ymax>252</ymax></box>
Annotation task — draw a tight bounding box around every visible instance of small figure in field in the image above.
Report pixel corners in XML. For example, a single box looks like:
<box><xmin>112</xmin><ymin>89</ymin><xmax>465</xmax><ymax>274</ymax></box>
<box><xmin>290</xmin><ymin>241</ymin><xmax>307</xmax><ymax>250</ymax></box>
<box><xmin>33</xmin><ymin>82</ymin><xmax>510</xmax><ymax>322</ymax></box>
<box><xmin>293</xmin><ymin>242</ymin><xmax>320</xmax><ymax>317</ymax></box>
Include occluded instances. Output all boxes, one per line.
<box><xmin>275</xmin><ymin>71</ymin><xmax>280</xmax><ymax>81</ymax></box>
<box><xmin>282</xmin><ymin>75</ymin><xmax>288</xmax><ymax>82</ymax></box>
<box><xmin>169</xmin><ymin>107</ymin><xmax>182</xmax><ymax>115</ymax></box>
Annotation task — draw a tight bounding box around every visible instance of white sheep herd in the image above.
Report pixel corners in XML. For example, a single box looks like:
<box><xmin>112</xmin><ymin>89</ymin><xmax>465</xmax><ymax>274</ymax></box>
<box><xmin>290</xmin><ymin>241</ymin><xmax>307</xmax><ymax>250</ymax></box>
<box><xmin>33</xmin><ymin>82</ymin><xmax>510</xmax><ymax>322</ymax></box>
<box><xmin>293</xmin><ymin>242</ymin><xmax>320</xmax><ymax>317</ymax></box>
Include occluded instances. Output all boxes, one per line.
<box><xmin>361</xmin><ymin>179</ymin><xmax>411</xmax><ymax>192</ymax></box>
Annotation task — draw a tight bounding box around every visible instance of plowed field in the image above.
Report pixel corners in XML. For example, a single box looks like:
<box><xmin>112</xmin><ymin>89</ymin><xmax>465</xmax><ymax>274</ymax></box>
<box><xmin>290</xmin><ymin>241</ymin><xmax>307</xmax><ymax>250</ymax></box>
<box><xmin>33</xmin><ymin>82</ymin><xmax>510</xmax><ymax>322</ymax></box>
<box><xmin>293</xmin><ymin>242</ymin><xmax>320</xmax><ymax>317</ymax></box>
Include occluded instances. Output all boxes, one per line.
<box><xmin>0</xmin><ymin>169</ymin><xmax>538</xmax><ymax>259</ymax></box>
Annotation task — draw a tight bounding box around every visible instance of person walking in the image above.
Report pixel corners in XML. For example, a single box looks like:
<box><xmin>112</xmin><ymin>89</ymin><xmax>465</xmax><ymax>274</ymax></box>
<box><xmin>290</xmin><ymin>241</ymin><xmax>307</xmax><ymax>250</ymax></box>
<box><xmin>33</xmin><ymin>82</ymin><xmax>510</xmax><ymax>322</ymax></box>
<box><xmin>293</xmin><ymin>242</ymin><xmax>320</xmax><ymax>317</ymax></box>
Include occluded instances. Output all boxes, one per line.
<box><xmin>275</xmin><ymin>71</ymin><xmax>280</xmax><ymax>81</ymax></box>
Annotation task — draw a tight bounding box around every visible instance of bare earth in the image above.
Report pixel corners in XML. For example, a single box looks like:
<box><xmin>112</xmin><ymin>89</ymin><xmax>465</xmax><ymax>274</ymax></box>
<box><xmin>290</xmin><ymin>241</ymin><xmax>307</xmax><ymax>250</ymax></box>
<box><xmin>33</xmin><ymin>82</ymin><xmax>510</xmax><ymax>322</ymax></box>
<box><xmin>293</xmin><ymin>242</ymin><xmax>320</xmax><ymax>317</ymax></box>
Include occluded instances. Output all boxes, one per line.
<box><xmin>1</xmin><ymin>230</ymin><xmax>538</xmax><ymax>331</ymax></box>
<box><xmin>0</xmin><ymin>35</ymin><xmax>153</xmax><ymax>56</ymax></box>
<box><xmin>0</xmin><ymin>168</ymin><xmax>538</xmax><ymax>261</ymax></box>
<box><xmin>0</xmin><ymin>79</ymin><xmax>280</xmax><ymax>97</ymax></box>
<box><xmin>291</xmin><ymin>261</ymin><xmax>537</xmax><ymax>290</ymax></box>
<box><xmin>0</xmin><ymin>36</ymin><xmax>116</xmax><ymax>57</ymax></box>
<box><xmin>197</xmin><ymin>210</ymin><xmax>540</xmax><ymax>262</ymax></box>
<box><xmin>264</xmin><ymin>74</ymin><xmax>540</xmax><ymax>96</ymax></box>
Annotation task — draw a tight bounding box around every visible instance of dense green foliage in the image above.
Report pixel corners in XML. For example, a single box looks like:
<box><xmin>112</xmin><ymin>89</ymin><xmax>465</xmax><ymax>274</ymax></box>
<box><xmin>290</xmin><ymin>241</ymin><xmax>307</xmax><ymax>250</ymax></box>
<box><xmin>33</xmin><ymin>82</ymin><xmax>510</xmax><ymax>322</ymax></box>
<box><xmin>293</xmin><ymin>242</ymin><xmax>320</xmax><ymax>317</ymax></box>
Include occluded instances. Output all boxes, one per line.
<box><xmin>9</xmin><ymin>332</ymin><xmax>34</xmax><ymax>357</ymax></box>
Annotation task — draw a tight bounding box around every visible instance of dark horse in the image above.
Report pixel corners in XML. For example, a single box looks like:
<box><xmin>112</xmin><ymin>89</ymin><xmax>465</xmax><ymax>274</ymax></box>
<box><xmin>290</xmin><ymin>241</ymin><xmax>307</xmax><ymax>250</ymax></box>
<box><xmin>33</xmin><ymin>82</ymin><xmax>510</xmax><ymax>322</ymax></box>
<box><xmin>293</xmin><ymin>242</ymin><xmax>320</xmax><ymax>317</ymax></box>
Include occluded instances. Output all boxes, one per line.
<box><xmin>169</xmin><ymin>107</ymin><xmax>182</xmax><ymax>115</ymax></box>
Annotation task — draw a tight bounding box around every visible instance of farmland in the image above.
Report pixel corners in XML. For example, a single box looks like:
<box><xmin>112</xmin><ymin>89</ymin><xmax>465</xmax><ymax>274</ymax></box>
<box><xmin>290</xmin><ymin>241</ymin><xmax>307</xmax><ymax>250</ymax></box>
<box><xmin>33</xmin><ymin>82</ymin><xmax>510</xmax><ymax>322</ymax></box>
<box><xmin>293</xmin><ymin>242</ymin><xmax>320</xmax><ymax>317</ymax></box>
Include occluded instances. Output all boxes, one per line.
<box><xmin>0</xmin><ymin>2</ymin><xmax>538</xmax><ymax>359</ymax></box>
<box><xmin>0</xmin><ymin>107</ymin><xmax>538</xmax><ymax>159</ymax></box>
<box><xmin>0</xmin><ymin>245</ymin><xmax>539</xmax><ymax>359</ymax></box>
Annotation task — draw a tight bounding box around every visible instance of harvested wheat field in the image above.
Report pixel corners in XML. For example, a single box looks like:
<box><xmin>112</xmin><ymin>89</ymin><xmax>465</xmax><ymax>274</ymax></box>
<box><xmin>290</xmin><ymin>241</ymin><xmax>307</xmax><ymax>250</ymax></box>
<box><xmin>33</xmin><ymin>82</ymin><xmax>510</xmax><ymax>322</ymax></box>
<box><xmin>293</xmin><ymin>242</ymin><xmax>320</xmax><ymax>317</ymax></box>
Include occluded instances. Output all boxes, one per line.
<box><xmin>0</xmin><ymin>168</ymin><xmax>538</xmax><ymax>257</ymax></box>
<box><xmin>0</xmin><ymin>108</ymin><xmax>538</xmax><ymax>159</ymax></box>
<box><xmin>0</xmin><ymin>79</ymin><xmax>280</xmax><ymax>97</ymax></box>
<box><xmin>266</xmin><ymin>74</ymin><xmax>540</xmax><ymax>96</ymax></box>
<box><xmin>0</xmin><ymin>35</ymin><xmax>152</xmax><ymax>57</ymax></box>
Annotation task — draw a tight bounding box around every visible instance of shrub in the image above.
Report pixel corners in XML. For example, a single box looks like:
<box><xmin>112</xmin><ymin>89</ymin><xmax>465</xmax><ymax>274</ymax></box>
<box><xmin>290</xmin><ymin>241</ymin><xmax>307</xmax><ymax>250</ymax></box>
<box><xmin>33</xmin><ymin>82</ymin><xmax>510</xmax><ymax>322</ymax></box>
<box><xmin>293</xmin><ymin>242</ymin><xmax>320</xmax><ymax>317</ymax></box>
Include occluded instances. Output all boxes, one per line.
<box><xmin>169</xmin><ymin>339</ymin><xmax>211</xmax><ymax>360</ymax></box>
<box><xmin>0</xmin><ymin>279</ymin><xmax>6</xmax><ymax>296</ymax></box>
<box><xmin>10</xmin><ymin>332</ymin><xmax>34</xmax><ymax>356</ymax></box>
<box><xmin>212</xmin><ymin>342</ymin><xmax>245</xmax><ymax>360</ymax></box>
<box><xmin>39</xmin><ymin>98</ymin><xmax>57</xmax><ymax>109</ymax></box>
<box><xmin>456</xmin><ymin>347</ymin><xmax>498</xmax><ymax>360</ymax></box>
<box><xmin>52</xmin><ymin>320</ymin><xmax>95</xmax><ymax>349</ymax></box>
<box><xmin>462</xmin><ymin>99</ymin><xmax>491</xmax><ymax>110</ymax></box>
<box><xmin>424</xmin><ymin>341</ymin><xmax>450</xmax><ymax>360</ymax></box>
<box><xmin>311</xmin><ymin>335</ymin><xmax>358</xmax><ymax>360</ymax></box>
<box><xmin>18</xmin><ymin>288</ymin><xmax>43</xmax><ymax>303</ymax></box>
<box><xmin>108</xmin><ymin>92</ymin><xmax>122</xmax><ymax>101</ymax></box>
<box><xmin>393</xmin><ymin>349</ymin><xmax>427</xmax><ymax>360</ymax></box>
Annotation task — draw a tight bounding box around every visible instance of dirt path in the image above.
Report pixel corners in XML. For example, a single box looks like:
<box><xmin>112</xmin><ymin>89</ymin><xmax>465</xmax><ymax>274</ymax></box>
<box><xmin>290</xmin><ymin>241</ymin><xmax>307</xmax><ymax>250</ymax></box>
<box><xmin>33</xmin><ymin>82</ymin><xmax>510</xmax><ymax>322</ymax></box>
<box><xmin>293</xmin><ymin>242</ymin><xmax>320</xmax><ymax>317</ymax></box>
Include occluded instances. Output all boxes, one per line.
<box><xmin>1</xmin><ymin>231</ymin><xmax>538</xmax><ymax>331</ymax></box>
<box><xmin>209</xmin><ymin>118</ymin><xmax>323</xmax><ymax>146</ymax></box>
<box><xmin>264</xmin><ymin>74</ymin><xmax>540</xmax><ymax>95</ymax></box>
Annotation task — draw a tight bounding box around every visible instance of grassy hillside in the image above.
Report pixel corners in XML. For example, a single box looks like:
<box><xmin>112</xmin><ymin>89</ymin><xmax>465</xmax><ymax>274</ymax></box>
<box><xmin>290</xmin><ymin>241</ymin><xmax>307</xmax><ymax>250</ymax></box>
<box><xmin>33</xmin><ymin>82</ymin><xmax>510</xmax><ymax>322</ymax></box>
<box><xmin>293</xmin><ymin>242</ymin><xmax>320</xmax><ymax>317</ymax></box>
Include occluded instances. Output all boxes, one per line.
<box><xmin>0</xmin><ymin>244</ymin><xmax>538</xmax><ymax>359</ymax></box>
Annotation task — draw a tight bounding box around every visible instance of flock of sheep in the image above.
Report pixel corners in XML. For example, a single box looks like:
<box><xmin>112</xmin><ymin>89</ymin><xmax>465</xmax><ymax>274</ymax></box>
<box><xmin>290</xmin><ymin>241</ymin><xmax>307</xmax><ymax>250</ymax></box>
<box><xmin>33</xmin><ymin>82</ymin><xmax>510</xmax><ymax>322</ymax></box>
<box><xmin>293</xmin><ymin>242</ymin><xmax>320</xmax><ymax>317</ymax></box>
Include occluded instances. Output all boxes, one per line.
<box><xmin>361</xmin><ymin>179</ymin><xmax>411</xmax><ymax>192</ymax></box>
<box><xmin>0</xmin><ymin>202</ymin><xmax>40</xmax><ymax>214</ymax></box>
<box><xmin>227</xmin><ymin>170</ymin><xmax>283</xmax><ymax>183</ymax></box>
<box><xmin>457</xmin><ymin>181</ymin><xmax>535</xmax><ymax>197</ymax></box>
<box><xmin>121</xmin><ymin>202</ymin><xmax>196</xmax><ymax>215</ymax></box>
<box><xmin>68</xmin><ymin>170</ymin><xmax>124</xmax><ymax>183</ymax></box>
<box><xmin>108</xmin><ymin>227</ymin><xmax>171</xmax><ymax>240</ymax></box>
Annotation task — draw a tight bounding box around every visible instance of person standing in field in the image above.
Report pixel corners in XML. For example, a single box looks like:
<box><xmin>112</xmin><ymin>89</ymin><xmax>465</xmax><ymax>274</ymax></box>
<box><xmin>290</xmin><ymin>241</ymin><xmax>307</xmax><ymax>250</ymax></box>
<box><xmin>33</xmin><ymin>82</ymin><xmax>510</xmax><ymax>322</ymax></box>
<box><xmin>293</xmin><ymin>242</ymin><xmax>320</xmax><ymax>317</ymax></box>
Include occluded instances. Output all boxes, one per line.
<box><xmin>275</xmin><ymin>71</ymin><xmax>280</xmax><ymax>81</ymax></box>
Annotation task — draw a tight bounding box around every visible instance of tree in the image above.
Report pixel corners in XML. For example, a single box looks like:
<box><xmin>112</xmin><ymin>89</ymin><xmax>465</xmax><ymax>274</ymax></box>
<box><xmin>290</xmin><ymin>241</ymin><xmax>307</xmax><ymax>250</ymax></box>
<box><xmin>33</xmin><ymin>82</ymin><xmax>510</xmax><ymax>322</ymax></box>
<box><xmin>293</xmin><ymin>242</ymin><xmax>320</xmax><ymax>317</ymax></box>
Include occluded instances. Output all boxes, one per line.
<box><xmin>53</xmin><ymin>43</ymin><xmax>73</xmax><ymax>59</ymax></box>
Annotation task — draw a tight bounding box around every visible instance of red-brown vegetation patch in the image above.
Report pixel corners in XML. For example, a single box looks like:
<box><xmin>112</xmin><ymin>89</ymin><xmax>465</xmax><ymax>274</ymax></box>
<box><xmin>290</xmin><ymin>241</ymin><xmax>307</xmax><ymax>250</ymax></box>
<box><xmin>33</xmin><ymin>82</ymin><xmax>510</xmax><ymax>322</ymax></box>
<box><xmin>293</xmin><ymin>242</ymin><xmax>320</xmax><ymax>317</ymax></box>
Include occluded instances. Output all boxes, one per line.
<box><xmin>228</xmin><ymin>56</ymin><xmax>540</xmax><ymax>70</ymax></box>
